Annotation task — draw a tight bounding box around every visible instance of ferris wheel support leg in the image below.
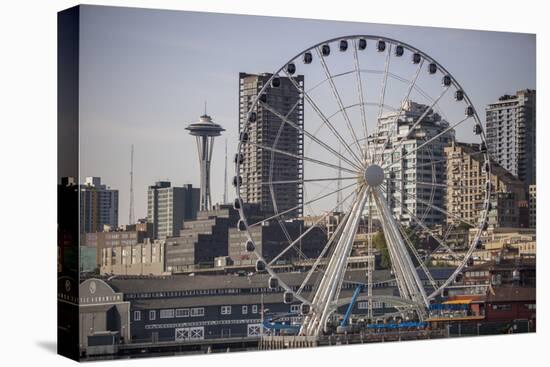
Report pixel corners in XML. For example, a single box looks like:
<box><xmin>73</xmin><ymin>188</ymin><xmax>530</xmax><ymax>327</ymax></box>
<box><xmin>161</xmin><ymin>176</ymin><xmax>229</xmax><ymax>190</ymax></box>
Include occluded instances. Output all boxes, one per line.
<box><xmin>366</xmin><ymin>190</ymin><xmax>374</xmax><ymax>320</ymax></box>
<box><xmin>300</xmin><ymin>187</ymin><xmax>370</xmax><ymax>337</ymax></box>
<box><xmin>372</xmin><ymin>188</ymin><xmax>429</xmax><ymax>317</ymax></box>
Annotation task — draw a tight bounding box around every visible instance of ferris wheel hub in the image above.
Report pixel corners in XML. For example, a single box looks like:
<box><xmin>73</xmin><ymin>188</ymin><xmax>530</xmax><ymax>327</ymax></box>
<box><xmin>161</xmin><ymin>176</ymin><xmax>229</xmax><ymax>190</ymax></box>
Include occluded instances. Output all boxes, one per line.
<box><xmin>364</xmin><ymin>164</ymin><xmax>384</xmax><ymax>187</ymax></box>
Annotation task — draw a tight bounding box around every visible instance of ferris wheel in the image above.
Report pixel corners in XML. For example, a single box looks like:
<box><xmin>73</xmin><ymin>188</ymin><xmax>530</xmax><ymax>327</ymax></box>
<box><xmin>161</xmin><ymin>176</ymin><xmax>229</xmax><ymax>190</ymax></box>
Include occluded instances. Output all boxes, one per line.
<box><xmin>233</xmin><ymin>35</ymin><xmax>491</xmax><ymax>337</ymax></box>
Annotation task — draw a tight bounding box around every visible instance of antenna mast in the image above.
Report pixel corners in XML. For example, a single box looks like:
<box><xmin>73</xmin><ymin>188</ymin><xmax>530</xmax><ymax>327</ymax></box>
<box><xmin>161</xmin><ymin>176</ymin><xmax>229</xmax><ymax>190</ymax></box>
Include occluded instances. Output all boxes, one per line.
<box><xmin>223</xmin><ymin>138</ymin><xmax>228</xmax><ymax>204</ymax></box>
<box><xmin>129</xmin><ymin>144</ymin><xmax>135</xmax><ymax>224</ymax></box>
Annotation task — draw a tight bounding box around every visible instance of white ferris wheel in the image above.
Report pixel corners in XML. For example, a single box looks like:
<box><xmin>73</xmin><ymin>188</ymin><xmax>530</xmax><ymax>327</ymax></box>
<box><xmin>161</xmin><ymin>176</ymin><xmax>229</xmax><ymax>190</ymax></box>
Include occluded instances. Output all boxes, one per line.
<box><xmin>233</xmin><ymin>35</ymin><xmax>491</xmax><ymax>337</ymax></box>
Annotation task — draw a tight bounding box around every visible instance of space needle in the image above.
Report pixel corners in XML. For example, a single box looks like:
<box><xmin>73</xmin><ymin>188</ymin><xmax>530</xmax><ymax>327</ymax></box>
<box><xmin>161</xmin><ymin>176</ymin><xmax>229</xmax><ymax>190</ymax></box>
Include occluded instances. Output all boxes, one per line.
<box><xmin>186</xmin><ymin>106</ymin><xmax>225</xmax><ymax>211</ymax></box>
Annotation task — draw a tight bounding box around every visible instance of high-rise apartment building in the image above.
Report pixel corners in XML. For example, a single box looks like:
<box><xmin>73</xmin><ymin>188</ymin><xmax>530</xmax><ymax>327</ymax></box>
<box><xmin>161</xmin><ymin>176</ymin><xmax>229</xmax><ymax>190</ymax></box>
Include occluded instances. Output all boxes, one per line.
<box><xmin>79</xmin><ymin>177</ymin><xmax>119</xmax><ymax>233</ymax></box>
<box><xmin>147</xmin><ymin>181</ymin><xmax>200</xmax><ymax>239</ymax></box>
<box><xmin>486</xmin><ymin>89</ymin><xmax>536</xmax><ymax>186</ymax></box>
<box><xmin>445</xmin><ymin>142</ymin><xmax>525</xmax><ymax>229</ymax></box>
<box><xmin>238</xmin><ymin>72</ymin><xmax>304</xmax><ymax>218</ymax></box>
<box><xmin>369</xmin><ymin>100</ymin><xmax>454</xmax><ymax>227</ymax></box>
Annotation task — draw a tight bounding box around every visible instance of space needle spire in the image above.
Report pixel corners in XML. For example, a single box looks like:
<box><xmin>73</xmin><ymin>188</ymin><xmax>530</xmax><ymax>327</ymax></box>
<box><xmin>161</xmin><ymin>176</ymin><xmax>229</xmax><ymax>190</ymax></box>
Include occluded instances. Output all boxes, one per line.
<box><xmin>186</xmin><ymin>105</ymin><xmax>225</xmax><ymax>211</ymax></box>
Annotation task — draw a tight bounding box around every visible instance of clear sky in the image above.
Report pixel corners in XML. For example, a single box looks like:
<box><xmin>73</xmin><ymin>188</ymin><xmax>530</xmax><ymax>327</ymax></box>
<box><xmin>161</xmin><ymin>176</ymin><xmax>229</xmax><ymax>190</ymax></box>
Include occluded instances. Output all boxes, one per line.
<box><xmin>79</xmin><ymin>5</ymin><xmax>535</xmax><ymax>225</ymax></box>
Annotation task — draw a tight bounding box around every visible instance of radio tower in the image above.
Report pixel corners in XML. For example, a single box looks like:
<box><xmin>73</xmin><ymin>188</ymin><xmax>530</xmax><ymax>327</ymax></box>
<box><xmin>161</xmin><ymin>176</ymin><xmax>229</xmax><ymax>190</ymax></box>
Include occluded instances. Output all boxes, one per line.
<box><xmin>223</xmin><ymin>138</ymin><xmax>228</xmax><ymax>204</ymax></box>
<box><xmin>129</xmin><ymin>144</ymin><xmax>135</xmax><ymax>225</ymax></box>
<box><xmin>186</xmin><ymin>103</ymin><xmax>225</xmax><ymax>211</ymax></box>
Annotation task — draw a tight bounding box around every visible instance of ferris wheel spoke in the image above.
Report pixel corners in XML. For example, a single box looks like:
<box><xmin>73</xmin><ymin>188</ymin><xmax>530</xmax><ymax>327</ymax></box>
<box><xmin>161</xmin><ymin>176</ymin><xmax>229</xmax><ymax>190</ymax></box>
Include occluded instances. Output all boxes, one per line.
<box><xmin>243</xmin><ymin>140</ymin><xmax>359</xmax><ymax>175</ymax></box>
<box><xmin>391</xmin><ymin>186</ymin><xmax>478</xmax><ymax>228</ymax></box>
<box><xmin>305</xmin><ymin>68</ymin><xmax>434</xmax><ymax>105</ymax></box>
<box><xmin>386</xmin><ymin>149</ymin><xmax>489</xmax><ymax>176</ymax></box>
<box><xmin>420</xmin><ymin>180</ymin><xmax>481</xmax><ymax>191</ymax></box>
<box><xmin>260</xmin><ymin>101</ymin><xmax>363</xmax><ymax>171</ymax></box>
<box><xmin>302</xmin><ymin>177</ymin><xmax>347</xmax><ymax>217</ymax></box>
<box><xmin>268</xmin><ymin>189</ymin><xmax>356</xmax><ymax>266</ymax></box>
<box><xmin>393</xmin><ymin>214</ymin><xmax>438</xmax><ymax>290</ymax></box>
<box><xmin>377</xmin><ymin>43</ymin><xmax>392</xmax><ymax>121</ymax></box>
<box><xmin>296</xmin><ymin>197</ymin><xmax>356</xmax><ymax>297</ymax></box>
<box><xmin>381</xmin><ymin>186</ymin><xmax>461</xmax><ymax>261</ymax></box>
<box><xmin>384</xmin><ymin>157</ymin><xmax>447</xmax><ymax>175</ymax></box>
<box><xmin>315</xmin><ymin>47</ymin><xmax>365</xmax><ymax>161</ymax></box>
<box><xmin>375</xmin><ymin>59</ymin><xmax>424</xmax><ymax>165</ymax></box>
<box><xmin>265</xmin><ymin>96</ymin><xmax>309</xmax><ymax>259</ymax></box>
<box><xmin>382</xmin><ymin>115</ymin><xmax>470</xmax><ymax>171</ymax></box>
<box><xmin>371</xmin><ymin>43</ymin><xmax>393</xmax><ymax>164</ymax></box>
<box><xmin>382</xmin><ymin>86</ymin><xmax>451</xmax><ymax>163</ymax></box>
<box><xmin>371</xmin><ymin>191</ymin><xmax>409</xmax><ymax>301</ymax></box>
<box><xmin>352</xmin><ymin>39</ymin><xmax>370</xmax><ymax>159</ymax></box>
<box><xmin>324</xmin><ymin>102</ymin><xmax>400</xmax><ymax>130</ymax></box>
<box><xmin>248</xmin><ymin>181</ymin><xmax>357</xmax><ymax>228</ymax></box>
<box><xmin>283</xmin><ymin>70</ymin><xmax>364</xmax><ymax>167</ymax></box>
<box><xmin>242</xmin><ymin>176</ymin><xmax>357</xmax><ymax>188</ymax></box>
<box><xmin>372</xmin><ymin>187</ymin><xmax>429</xmax><ymax>308</ymax></box>
<box><xmin>274</xmin><ymin>216</ymin><xmax>305</xmax><ymax>260</ymax></box>
<box><xmin>391</xmin><ymin>177</ymin><xmax>453</xmax><ymax>190</ymax></box>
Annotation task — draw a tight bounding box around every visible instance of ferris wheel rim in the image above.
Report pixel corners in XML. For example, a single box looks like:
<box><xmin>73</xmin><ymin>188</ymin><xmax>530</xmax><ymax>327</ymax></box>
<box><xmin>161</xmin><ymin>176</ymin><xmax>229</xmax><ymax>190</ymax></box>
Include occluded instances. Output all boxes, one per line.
<box><xmin>234</xmin><ymin>34</ymin><xmax>492</xmax><ymax>315</ymax></box>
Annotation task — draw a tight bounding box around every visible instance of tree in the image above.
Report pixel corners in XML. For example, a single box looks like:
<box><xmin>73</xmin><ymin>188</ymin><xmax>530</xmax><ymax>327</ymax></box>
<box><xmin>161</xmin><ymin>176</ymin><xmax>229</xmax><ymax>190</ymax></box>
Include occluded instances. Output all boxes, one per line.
<box><xmin>372</xmin><ymin>227</ymin><xmax>423</xmax><ymax>269</ymax></box>
<box><xmin>372</xmin><ymin>231</ymin><xmax>391</xmax><ymax>268</ymax></box>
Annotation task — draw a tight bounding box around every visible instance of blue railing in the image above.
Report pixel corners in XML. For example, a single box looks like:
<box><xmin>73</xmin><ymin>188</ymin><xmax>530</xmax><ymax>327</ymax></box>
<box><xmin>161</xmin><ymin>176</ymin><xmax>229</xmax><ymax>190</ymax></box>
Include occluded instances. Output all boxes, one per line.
<box><xmin>366</xmin><ymin>322</ymin><xmax>428</xmax><ymax>330</ymax></box>
<box><xmin>263</xmin><ymin>312</ymin><xmax>301</xmax><ymax>331</ymax></box>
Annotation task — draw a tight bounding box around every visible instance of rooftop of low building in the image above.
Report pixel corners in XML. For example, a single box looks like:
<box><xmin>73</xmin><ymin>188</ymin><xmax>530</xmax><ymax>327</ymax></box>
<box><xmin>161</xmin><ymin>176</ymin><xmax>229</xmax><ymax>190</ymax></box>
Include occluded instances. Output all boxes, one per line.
<box><xmin>102</xmin><ymin>267</ymin><xmax>455</xmax><ymax>294</ymax></box>
<box><xmin>464</xmin><ymin>257</ymin><xmax>535</xmax><ymax>272</ymax></box>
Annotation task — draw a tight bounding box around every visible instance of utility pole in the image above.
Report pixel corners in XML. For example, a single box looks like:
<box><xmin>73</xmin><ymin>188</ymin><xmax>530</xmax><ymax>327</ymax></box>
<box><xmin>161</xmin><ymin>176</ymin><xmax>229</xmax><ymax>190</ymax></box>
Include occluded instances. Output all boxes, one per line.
<box><xmin>224</xmin><ymin>138</ymin><xmax>228</xmax><ymax>204</ymax></box>
<box><xmin>129</xmin><ymin>144</ymin><xmax>135</xmax><ymax>225</ymax></box>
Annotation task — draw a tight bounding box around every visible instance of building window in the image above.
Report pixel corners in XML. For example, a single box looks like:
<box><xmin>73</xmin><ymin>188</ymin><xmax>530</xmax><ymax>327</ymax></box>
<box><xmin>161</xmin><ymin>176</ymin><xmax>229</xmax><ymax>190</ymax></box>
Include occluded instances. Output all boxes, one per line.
<box><xmin>160</xmin><ymin>309</ymin><xmax>175</xmax><ymax>319</ymax></box>
<box><xmin>221</xmin><ymin>306</ymin><xmax>232</xmax><ymax>315</ymax></box>
<box><xmin>134</xmin><ymin>311</ymin><xmax>141</xmax><ymax>321</ymax></box>
<box><xmin>176</xmin><ymin>308</ymin><xmax>189</xmax><ymax>318</ymax></box>
<box><xmin>524</xmin><ymin>303</ymin><xmax>536</xmax><ymax>310</ymax></box>
<box><xmin>290</xmin><ymin>304</ymin><xmax>300</xmax><ymax>313</ymax></box>
<box><xmin>242</xmin><ymin>305</ymin><xmax>248</xmax><ymax>315</ymax></box>
<box><xmin>492</xmin><ymin>304</ymin><xmax>512</xmax><ymax>311</ymax></box>
<box><xmin>191</xmin><ymin>307</ymin><xmax>205</xmax><ymax>317</ymax></box>
<box><xmin>149</xmin><ymin>310</ymin><xmax>156</xmax><ymax>320</ymax></box>
<box><xmin>251</xmin><ymin>305</ymin><xmax>258</xmax><ymax>314</ymax></box>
